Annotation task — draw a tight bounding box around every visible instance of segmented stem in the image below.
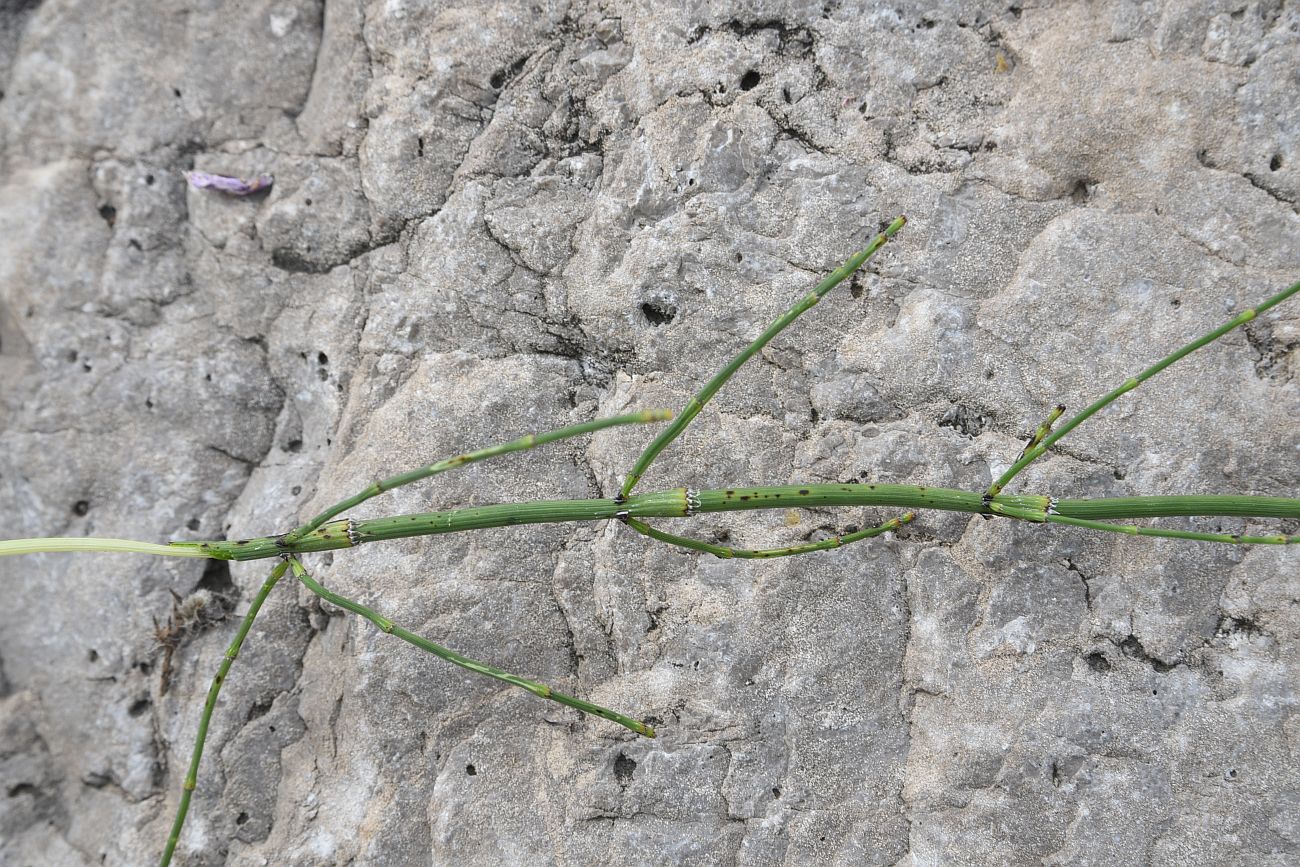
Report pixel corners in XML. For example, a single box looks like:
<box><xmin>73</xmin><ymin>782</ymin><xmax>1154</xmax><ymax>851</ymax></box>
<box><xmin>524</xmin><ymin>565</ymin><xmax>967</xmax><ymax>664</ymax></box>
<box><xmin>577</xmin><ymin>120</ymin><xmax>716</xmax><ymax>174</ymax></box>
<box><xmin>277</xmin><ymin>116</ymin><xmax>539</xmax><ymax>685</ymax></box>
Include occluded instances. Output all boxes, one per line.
<box><xmin>988</xmin><ymin>279</ymin><xmax>1300</xmax><ymax>497</ymax></box>
<box><xmin>160</xmin><ymin>559</ymin><xmax>289</xmax><ymax>867</ymax></box>
<box><xmin>282</xmin><ymin>409</ymin><xmax>672</xmax><ymax>544</ymax></box>
<box><xmin>287</xmin><ymin>557</ymin><xmax>653</xmax><ymax>737</ymax></box>
<box><xmin>620</xmin><ymin>216</ymin><xmax>907</xmax><ymax>498</ymax></box>
<box><xmin>166</xmin><ymin>486</ymin><xmax>1300</xmax><ymax>561</ymax></box>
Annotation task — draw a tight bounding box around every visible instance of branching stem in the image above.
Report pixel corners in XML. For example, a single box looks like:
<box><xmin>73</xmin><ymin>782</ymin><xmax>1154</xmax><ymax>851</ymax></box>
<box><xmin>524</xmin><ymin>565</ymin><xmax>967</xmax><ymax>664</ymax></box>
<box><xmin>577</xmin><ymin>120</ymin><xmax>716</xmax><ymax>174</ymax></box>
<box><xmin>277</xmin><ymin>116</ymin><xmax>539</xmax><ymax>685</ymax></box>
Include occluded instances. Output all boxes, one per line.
<box><xmin>0</xmin><ymin>217</ymin><xmax>1294</xmax><ymax>865</ymax></box>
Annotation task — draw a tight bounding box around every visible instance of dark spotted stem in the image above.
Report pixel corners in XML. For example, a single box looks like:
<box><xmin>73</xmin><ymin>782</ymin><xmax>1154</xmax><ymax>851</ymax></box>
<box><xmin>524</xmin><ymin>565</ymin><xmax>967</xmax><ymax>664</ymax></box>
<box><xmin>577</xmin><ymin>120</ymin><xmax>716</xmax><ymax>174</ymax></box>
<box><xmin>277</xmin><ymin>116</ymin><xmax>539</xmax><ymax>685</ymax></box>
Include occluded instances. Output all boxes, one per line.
<box><xmin>619</xmin><ymin>216</ymin><xmax>908</xmax><ymax>499</ymax></box>
<box><xmin>622</xmin><ymin>512</ymin><xmax>916</xmax><ymax>559</ymax></box>
<box><xmin>280</xmin><ymin>410</ymin><xmax>674</xmax><ymax>545</ymax></box>
<box><xmin>286</xmin><ymin>557</ymin><xmax>654</xmax><ymax>737</ymax></box>
<box><xmin>987</xmin><ymin>279</ymin><xmax>1300</xmax><ymax>498</ymax></box>
<box><xmin>160</xmin><ymin>558</ymin><xmax>289</xmax><ymax>867</ymax></box>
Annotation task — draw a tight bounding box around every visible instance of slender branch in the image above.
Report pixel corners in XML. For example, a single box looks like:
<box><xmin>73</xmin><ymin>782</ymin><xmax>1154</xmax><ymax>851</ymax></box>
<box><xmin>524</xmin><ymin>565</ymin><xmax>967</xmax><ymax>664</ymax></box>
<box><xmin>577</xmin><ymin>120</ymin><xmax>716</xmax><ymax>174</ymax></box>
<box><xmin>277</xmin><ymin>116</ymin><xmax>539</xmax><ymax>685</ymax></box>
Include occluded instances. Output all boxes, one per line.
<box><xmin>622</xmin><ymin>512</ymin><xmax>914</xmax><ymax>559</ymax></box>
<box><xmin>282</xmin><ymin>409</ymin><xmax>672</xmax><ymax>544</ymax></box>
<box><xmin>286</xmin><ymin>557</ymin><xmax>654</xmax><ymax>737</ymax></box>
<box><xmin>619</xmin><ymin>216</ymin><xmax>907</xmax><ymax>498</ymax></box>
<box><xmin>160</xmin><ymin>559</ymin><xmax>289</xmax><ymax>867</ymax></box>
<box><xmin>1046</xmin><ymin>515</ymin><xmax>1297</xmax><ymax>545</ymax></box>
<box><xmin>987</xmin><ymin>279</ymin><xmax>1300</xmax><ymax>497</ymax></box>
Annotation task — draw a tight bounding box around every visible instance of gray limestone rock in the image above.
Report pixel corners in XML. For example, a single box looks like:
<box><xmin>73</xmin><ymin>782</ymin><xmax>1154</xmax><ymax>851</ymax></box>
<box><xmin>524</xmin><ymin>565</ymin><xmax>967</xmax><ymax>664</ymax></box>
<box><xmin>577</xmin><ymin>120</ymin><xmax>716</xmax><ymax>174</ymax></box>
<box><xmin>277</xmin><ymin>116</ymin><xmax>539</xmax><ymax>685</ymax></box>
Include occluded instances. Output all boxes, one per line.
<box><xmin>0</xmin><ymin>1</ymin><xmax>1297</xmax><ymax>865</ymax></box>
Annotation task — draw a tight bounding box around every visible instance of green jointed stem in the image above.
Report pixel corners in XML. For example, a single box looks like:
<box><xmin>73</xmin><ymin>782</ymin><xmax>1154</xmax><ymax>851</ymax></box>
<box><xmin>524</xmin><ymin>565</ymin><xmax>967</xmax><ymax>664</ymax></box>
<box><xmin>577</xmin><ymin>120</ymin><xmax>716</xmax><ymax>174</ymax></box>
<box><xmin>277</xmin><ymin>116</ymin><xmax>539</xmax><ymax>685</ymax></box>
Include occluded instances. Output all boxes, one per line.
<box><xmin>988</xmin><ymin>279</ymin><xmax>1300</xmax><ymax>497</ymax></box>
<box><xmin>283</xmin><ymin>409</ymin><xmax>673</xmax><ymax>544</ymax></box>
<box><xmin>286</xmin><ymin>558</ymin><xmax>654</xmax><ymax>737</ymax></box>
<box><xmin>619</xmin><ymin>216</ymin><xmax>907</xmax><ymax>498</ymax></box>
<box><xmin>178</xmin><ymin>486</ymin><xmax>1300</xmax><ymax>562</ymax></box>
<box><xmin>160</xmin><ymin>559</ymin><xmax>289</xmax><ymax>867</ymax></box>
<box><xmin>1053</xmin><ymin>494</ymin><xmax>1300</xmax><ymax>520</ymax></box>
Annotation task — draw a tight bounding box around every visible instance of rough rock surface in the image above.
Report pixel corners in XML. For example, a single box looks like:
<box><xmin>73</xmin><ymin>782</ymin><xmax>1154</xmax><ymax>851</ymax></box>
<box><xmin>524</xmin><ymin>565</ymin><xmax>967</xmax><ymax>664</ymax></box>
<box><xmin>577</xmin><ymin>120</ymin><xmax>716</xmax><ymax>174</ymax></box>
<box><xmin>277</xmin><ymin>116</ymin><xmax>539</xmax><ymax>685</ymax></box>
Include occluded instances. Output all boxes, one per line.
<box><xmin>1</xmin><ymin>1</ymin><xmax>1297</xmax><ymax>865</ymax></box>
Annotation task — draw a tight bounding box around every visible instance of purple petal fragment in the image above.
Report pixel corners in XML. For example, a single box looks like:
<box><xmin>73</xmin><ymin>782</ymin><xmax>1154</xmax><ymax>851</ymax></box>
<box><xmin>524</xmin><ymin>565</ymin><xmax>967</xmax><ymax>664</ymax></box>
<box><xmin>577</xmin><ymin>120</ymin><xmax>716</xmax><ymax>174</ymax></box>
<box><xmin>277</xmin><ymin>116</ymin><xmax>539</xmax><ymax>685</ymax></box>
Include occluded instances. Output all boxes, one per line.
<box><xmin>184</xmin><ymin>170</ymin><xmax>273</xmax><ymax>196</ymax></box>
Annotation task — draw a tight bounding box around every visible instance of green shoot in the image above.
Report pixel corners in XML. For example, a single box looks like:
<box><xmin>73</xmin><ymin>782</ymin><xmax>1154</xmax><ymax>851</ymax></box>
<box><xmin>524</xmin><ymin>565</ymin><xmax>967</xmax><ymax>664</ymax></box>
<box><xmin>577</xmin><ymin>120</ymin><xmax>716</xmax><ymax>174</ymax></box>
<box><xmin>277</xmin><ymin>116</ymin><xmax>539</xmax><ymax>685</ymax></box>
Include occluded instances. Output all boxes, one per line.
<box><xmin>287</xmin><ymin>557</ymin><xmax>654</xmax><ymax>736</ymax></box>
<box><xmin>987</xmin><ymin>279</ymin><xmax>1300</xmax><ymax>497</ymax></box>
<box><xmin>159</xmin><ymin>559</ymin><xmax>289</xmax><ymax>867</ymax></box>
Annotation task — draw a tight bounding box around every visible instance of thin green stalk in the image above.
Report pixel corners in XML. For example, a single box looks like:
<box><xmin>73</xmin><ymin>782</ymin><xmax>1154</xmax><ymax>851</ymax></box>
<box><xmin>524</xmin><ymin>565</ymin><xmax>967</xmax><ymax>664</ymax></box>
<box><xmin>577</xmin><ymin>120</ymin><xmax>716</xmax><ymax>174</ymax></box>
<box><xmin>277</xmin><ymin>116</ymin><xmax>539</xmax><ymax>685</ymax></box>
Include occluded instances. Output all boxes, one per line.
<box><xmin>161</xmin><ymin>559</ymin><xmax>289</xmax><ymax>867</ymax></box>
<box><xmin>987</xmin><ymin>279</ymin><xmax>1300</xmax><ymax>497</ymax></box>
<box><xmin>1046</xmin><ymin>514</ymin><xmax>1297</xmax><ymax>545</ymax></box>
<box><xmin>619</xmin><ymin>216</ymin><xmax>907</xmax><ymax>498</ymax></box>
<box><xmin>282</xmin><ymin>409</ymin><xmax>672</xmax><ymax>544</ymax></box>
<box><xmin>286</xmin><ymin>557</ymin><xmax>654</xmax><ymax>737</ymax></box>
<box><xmin>0</xmin><ymin>538</ymin><xmax>210</xmax><ymax>558</ymax></box>
<box><xmin>622</xmin><ymin>512</ymin><xmax>914</xmax><ymax>559</ymax></box>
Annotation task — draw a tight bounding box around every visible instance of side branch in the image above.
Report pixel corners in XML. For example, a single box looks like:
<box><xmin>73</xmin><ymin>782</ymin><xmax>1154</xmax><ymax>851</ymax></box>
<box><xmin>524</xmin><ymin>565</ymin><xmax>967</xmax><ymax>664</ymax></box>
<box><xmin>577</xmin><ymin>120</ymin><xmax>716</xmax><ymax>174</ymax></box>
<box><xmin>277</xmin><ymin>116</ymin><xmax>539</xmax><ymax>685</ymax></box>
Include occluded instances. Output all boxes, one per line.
<box><xmin>160</xmin><ymin>559</ymin><xmax>289</xmax><ymax>867</ymax></box>
<box><xmin>281</xmin><ymin>409</ymin><xmax>672</xmax><ymax>544</ymax></box>
<box><xmin>623</xmin><ymin>513</ymin><xmax>914</xmax><ymax>559</ymax></box>
<box><xmin>988</xmin><ymin>278</ymin><xmax>1300</xmax><ymax>497</ymax></box>
<box><xmin>287</xmin><ymin>557</ymin><xmax>654</xmax><ymax>737</ymax></box>
<box><xmin>619</xmin><ymin>216</ymin><xmax>907</xmax><ymax>498</ymax></box>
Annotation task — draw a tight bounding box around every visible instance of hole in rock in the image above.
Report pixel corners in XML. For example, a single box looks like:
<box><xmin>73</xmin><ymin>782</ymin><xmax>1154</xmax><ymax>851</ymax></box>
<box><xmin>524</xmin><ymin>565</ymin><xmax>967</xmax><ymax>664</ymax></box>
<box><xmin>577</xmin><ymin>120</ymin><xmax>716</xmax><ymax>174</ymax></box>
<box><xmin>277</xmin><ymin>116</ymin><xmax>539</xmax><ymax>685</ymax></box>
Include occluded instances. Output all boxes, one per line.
<box><xmin>640</xmin><ymin>301</ymin><xmax>677</xmax><ymax>326</ymax></box>
<box><xmin>1084</xmin><ymin>652</ymin><xmax>1111</xmax><ymax>673</ymax></box>
<box><xmin>614</xmin><ymin>752</ymin><xmax>636</xmax><ymax>785</ymax></box>
<box><xmin>198</xmin><ymin>559</ymin><xmax>236</xmax><ymax>599</ymax></box>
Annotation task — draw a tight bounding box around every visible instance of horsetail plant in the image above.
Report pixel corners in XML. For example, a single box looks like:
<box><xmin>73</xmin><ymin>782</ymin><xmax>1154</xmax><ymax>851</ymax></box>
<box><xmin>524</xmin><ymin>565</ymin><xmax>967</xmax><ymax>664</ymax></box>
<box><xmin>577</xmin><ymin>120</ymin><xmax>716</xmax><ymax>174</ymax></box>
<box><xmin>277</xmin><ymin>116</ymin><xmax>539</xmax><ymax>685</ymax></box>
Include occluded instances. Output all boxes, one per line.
<box><xmin>2</xmin><ymin>216</ymin><xmax>1298</xmax><ymax>866</ymax></box>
